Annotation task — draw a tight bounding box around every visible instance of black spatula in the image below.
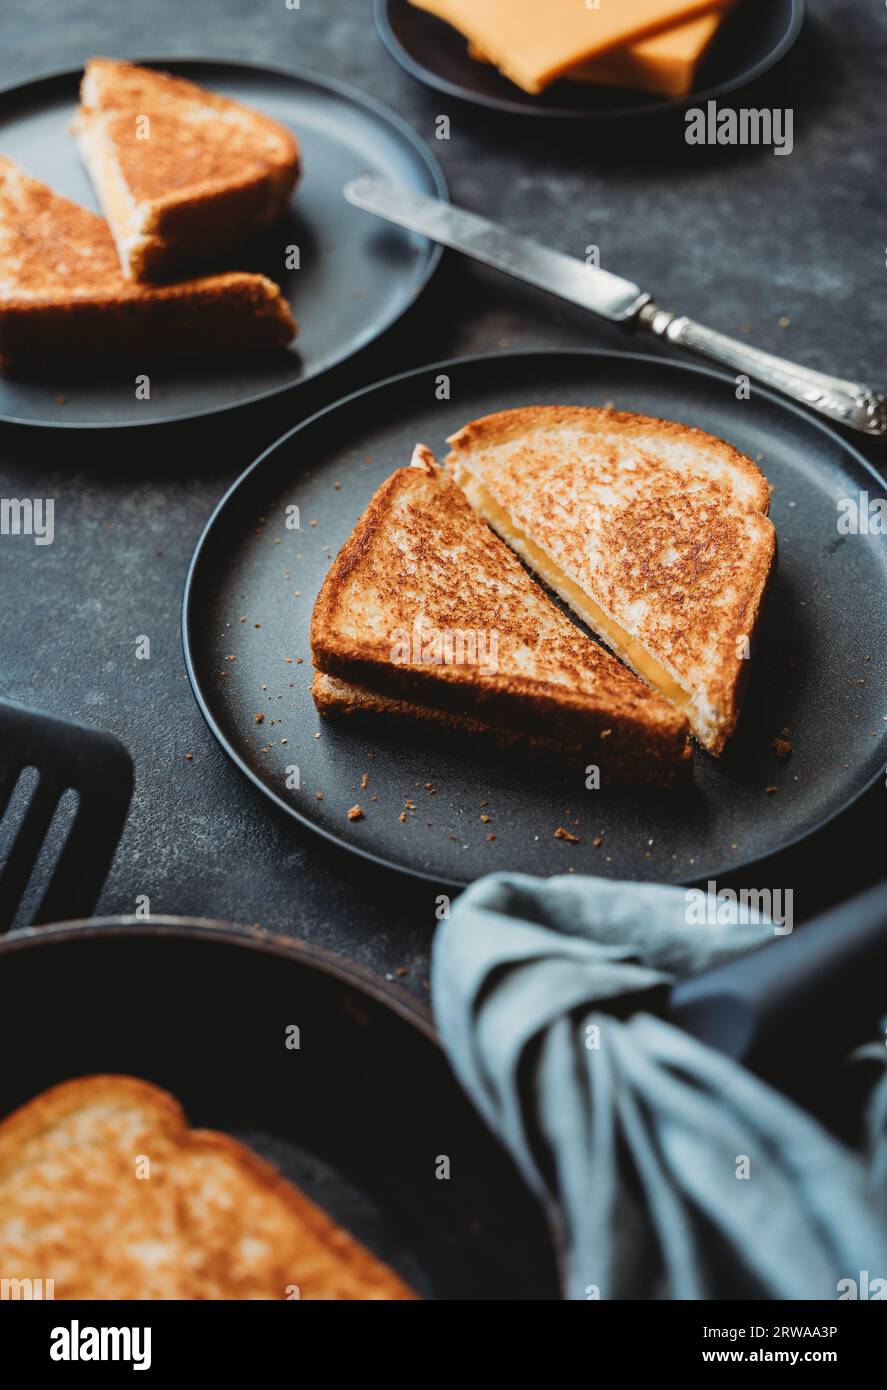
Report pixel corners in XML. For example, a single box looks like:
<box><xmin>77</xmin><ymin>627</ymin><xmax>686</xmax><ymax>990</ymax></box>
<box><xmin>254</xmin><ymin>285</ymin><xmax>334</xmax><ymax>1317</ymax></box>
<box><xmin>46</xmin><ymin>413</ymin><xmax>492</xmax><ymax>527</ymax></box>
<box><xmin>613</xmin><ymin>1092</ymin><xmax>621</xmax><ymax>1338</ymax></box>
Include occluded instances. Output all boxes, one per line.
<box><xmin>0</xmin><ymin>698</ymin><xmax>133</xmax><ymax>932</ymax></box>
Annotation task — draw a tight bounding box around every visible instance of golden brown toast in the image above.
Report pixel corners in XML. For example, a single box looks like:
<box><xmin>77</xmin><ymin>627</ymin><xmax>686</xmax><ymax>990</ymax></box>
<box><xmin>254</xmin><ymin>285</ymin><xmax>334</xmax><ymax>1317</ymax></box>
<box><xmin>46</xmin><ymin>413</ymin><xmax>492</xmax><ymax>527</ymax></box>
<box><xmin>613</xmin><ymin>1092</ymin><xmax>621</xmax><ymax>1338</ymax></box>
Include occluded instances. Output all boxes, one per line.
<box><xmin>446</xmin><ymin>407</ymin><xmax>777</xmax><ymax>754</ymax></box>
<box><xmin>0</xmin><ymin>1075</ymin><xmax>416</xmax><ymax>1300</ymax></box>
<box><xmin>74</xmin><ymin>58</ymin><xmax>300</xmax><ymax>281</ymax></box>
<box><xmin>0</xmin><ymin>156</ymin><xmax>295</xmax><ymax>370</ymax></box>
<box><xmin>311</xmin><ymin>447</ymin><xmax>691</xmax><ymax>785</ymax></box>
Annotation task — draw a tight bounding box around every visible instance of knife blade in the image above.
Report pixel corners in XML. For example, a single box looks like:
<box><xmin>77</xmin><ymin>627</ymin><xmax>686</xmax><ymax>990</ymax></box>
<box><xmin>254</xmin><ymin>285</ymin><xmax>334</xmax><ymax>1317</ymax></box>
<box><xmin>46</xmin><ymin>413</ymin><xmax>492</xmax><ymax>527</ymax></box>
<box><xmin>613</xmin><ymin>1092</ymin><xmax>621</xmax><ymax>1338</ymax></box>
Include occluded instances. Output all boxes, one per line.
<box><xmin>345</xmin><ymin>173</ymin><xmax>649</xmax><ymax>323</ymax></box>
<box><xmin>343</xmin><ymin>175</ymin><xmax>887</xmax><ymax>438</ymax></box>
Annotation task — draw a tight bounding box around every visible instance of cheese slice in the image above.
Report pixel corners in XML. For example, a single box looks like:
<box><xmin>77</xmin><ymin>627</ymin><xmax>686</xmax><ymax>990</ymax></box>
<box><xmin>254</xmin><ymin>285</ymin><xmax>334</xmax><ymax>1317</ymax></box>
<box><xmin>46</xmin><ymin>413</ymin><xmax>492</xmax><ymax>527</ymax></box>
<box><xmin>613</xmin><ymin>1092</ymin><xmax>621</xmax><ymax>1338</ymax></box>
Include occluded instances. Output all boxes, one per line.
<box><xmin>567</xmin><ymin>8</ymin><xmax>731</xmax><ymax>96</ymax></box>
<box><xmin>453</xmin><ymin>465</ymin><xmax>691</xmax><ymax>711</ymax></box>
<box><xmin>409</xmin><ymin>0</ymin><xmax>730</xmax><ymax>94</ymax></box>
<box><xmin>467</xmin><ymin>5</ymin><xmax>733</xmax><ymax>98</ymax></box>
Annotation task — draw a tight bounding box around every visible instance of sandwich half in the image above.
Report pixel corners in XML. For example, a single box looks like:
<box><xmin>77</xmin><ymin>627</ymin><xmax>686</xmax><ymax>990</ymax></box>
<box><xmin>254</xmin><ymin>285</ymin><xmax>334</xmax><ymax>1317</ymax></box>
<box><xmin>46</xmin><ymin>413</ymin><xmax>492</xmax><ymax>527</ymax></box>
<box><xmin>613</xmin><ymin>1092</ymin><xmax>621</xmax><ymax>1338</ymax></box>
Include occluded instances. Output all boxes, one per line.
<box><xmin>0</xmin><ymin>156</ymin><xmax>295</xmax><ymax>371</ymax></box>
<box><xmin>0</xmin><ymin>1075</ymin><xmax>416</xmax><ymax>1299</ymax></box>
<box><xmin>73</xmin><ymin>58</ymin><xmax>300</xmax><ymax>281</ymax></box>
<box><xmin>311</xmin><ymin>447</ymin><xmax>691</xmax><ymax>786</ymax></box>
<box><xmin>446</xmin><ymin>407</ymin><xmax>776</xmax><ymax>755</ymax></box>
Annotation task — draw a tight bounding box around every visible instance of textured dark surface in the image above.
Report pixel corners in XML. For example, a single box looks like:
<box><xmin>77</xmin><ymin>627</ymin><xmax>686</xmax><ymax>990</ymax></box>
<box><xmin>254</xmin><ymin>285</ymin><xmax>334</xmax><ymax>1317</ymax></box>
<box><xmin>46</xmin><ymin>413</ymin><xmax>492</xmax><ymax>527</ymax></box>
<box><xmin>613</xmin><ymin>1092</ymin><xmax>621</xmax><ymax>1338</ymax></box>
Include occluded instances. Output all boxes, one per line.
<box><xmin>1</xmin><ymin>0</ymin><xmax>885</xmax><ymax>995</ymax></box>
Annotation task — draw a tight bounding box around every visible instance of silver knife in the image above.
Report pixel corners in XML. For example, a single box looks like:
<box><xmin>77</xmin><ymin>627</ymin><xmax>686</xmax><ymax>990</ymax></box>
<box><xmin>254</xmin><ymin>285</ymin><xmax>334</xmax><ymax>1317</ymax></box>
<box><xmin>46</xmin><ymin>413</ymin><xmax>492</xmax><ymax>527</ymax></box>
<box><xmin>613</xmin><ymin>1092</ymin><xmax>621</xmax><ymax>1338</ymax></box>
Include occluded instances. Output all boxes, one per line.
<box><xmin>345</xmin><ymin>175</ymin><xmax>887</xmax><ymax>439</ymax></box>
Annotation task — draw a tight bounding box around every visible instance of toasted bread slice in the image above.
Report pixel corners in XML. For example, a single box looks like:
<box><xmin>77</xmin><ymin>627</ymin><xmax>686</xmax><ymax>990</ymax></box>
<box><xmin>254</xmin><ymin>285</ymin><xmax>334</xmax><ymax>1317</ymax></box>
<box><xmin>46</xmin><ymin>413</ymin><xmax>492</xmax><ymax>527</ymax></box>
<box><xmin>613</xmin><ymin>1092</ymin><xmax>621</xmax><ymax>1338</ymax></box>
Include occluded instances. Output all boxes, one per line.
<box><xmin>74</xmin><ymin>58</ymin><xmax>300</xmax><ymax>280</ymax></box>
<box><xmin>0</xmin><ymin>1075</ymin><xmax>416</xmax><ymax>1300</ymax></box>
<box><xmin>0</xmin><ymin>156</ymin><xmax>295</xmax><ymax>371</ymax></box>
<box><xmin>446</xmin><ymin>407</ymin><xmax>777</xmax><ymax>755</ymax></box>
<box><xmin>311</xmin><ymin>446</ymin><xmax>691</xmax><ymax>785</ymax></box>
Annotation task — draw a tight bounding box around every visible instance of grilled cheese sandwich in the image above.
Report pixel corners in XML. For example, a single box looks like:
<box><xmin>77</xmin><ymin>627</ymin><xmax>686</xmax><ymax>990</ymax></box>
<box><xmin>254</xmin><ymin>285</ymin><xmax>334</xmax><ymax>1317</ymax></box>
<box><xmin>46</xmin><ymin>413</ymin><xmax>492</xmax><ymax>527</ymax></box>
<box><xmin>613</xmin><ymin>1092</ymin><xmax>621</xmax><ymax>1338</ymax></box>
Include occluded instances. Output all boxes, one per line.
<box><xmin>311</xmin><ymin>446</ymin><xmax>692</xmax><ymax>785</ymax></box>
<box><xmin>446</xmin><ymin>407</ymin><xmax>776</xmax><ymax>754</ymax></box>
<box><xmin>0</xmin><ymin>155</ymin><xmax>295</xmax><ymax>371</ymax></box>
<box><xmin>74</xmin><ymin>59</ymin><xmax>300</xmax><ymax>281</ymax></box>
<box><xmin>451</xmin><ymin>463</ymin><xmax>691</xmax><ymax>709</ymax></box>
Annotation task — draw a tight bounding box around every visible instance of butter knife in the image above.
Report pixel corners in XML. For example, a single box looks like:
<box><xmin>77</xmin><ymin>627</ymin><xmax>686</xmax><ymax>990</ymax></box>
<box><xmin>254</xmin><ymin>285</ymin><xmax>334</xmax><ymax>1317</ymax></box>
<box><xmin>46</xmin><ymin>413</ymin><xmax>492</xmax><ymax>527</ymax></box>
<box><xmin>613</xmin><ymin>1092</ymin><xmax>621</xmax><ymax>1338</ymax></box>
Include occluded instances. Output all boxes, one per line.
<box><xmin>345</xmin><ymin>175</ymin><xmax>887</xmax><ymax>439</ymax></box>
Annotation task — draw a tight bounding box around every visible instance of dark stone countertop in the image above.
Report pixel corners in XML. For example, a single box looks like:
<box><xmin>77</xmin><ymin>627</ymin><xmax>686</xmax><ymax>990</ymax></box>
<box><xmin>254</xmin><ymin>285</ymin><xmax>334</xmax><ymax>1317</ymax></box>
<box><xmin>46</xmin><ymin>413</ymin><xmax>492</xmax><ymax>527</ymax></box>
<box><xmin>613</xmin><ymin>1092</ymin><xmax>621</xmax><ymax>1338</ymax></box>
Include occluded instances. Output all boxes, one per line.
<box><xmin>1</xmin><ymin>0</ymin><xmax>885</xmax><ymax>996</ymax></box>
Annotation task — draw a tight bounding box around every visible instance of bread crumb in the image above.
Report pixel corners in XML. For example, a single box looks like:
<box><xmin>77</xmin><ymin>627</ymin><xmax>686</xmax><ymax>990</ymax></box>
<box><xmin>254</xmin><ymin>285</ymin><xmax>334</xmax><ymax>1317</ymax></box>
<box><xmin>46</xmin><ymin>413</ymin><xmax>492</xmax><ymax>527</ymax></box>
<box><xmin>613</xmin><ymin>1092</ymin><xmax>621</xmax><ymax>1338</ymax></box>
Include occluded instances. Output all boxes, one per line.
<box><xmin>255</xmin><ymin>712</ymin><xmax>265</xmax><ymax>724</ymax></box>
<box><xmin>554</xmin><ymin>826</ymin><xmax>580</xmax><ymax>843</ymax></box>
<box><xmin>347</xmin><ymin>805</ymin><xmax>364</xmax><ymax>821</ymax></box>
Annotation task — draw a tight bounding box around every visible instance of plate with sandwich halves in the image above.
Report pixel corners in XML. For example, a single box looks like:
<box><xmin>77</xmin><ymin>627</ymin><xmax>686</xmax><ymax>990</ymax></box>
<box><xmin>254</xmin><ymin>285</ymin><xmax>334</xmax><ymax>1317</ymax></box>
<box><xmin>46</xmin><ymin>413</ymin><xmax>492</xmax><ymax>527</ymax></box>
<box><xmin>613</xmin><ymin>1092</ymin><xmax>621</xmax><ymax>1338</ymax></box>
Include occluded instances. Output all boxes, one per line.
<box><xmin>183</xmin><ymin>349</ymin><xmax>887</xmax><ymax>889</ymax></box>
<box><xmin>0</xmin><ymin>57</ymin><xmax>445</xmax><ymax>428</ymax></box>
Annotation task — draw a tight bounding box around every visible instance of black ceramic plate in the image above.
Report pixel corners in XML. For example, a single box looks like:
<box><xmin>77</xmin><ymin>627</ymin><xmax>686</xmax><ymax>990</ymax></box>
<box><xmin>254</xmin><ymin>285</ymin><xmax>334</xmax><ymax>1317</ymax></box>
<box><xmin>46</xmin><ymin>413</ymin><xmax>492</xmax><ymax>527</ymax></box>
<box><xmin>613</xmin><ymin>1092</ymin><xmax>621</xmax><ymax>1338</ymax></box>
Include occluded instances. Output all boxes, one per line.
<box><xmin>0</xmin><ymin>58</ymin><xmax>445</xmax><ymax>428</ymax></box>
<box><xmin>183</xmin><ymin>349</ymin><xmax>887</xmax><ymax>890</ymax></box>
<box><xmin>376</xmin><ymin>0</ymin><xmax>804</xmax><ymax>120</ymax></box>
<box><xmin>0</xmin><ymin>919</ymin><xmax>557</xmax><ymax>1299</ymax></box>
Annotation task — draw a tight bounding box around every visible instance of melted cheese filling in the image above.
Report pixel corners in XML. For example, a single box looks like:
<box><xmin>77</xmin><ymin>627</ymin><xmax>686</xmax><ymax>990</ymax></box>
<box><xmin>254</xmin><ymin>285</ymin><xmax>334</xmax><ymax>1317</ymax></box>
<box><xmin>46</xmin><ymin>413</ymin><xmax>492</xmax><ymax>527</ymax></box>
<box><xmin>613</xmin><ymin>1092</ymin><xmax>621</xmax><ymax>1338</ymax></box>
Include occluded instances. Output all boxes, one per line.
<box><xmin>453</xmin><ymin>466</ymin><xmax>690</xmax><ymax>711</ymax></box>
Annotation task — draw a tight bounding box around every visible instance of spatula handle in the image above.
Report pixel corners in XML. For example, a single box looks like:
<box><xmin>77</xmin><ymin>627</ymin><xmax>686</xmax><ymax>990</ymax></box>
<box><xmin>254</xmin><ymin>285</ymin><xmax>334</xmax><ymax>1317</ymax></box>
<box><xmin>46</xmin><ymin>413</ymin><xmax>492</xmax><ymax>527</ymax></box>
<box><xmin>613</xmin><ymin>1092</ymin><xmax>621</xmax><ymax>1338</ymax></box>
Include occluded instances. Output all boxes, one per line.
<box><xmin>668</xmin><ymin>881</ymin><xmax>887</xmax><ymax>1082</ymax></box>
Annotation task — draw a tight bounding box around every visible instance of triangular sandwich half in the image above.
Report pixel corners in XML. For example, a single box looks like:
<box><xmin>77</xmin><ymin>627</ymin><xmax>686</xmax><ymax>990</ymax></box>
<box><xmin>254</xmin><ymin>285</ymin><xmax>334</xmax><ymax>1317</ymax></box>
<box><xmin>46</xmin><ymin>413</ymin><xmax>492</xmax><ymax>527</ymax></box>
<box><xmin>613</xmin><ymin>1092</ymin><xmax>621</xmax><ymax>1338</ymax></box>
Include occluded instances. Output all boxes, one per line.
<box><xmin>0</xmin><ymin>156</ymin><xmax>295</xmax><ymax>371</ymax></box>
<box><xmin>446</xmin><ymin>407</ymin><xmax>776</xmax><ymax>754</ymax></box>
<box><xmin>311</xmin><ymin>447</ymin><xmax>691</xmax><ymax>785</ymax></box>
<box><xmin>73</xmin><ymin>58</ymin><xmax>300</xmax><ymax>280</ymax></box>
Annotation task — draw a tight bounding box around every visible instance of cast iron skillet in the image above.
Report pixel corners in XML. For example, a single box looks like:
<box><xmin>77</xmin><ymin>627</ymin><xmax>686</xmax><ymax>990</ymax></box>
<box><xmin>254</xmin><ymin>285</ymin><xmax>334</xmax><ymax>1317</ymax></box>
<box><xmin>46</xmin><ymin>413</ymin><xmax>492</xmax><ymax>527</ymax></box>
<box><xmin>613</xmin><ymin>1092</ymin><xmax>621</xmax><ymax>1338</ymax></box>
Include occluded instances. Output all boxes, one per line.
<box><xmin>0</xmin><ymin>918</ymin><xmax>558</xmax><ymax>1300</ymax></box>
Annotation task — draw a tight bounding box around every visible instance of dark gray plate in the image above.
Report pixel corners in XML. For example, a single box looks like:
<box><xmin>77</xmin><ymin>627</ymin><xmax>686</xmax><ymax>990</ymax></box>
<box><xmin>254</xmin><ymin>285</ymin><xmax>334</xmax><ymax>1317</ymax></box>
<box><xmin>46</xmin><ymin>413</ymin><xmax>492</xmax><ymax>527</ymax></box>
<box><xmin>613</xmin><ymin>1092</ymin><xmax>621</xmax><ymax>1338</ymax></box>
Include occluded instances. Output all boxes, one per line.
<box><xmin>376</xmin><ymin>0</ymin><xmax>804</xmax><ymax>120</ymax></box>
<box><xmin>183</xmin><ymin>349</ymin><xmax>887</xmax><ymax>889</ymax></box>
<box><xmin>0</xmin><ymin>58</ymin><xmax>445</xmax><ymax>428</ymax></box>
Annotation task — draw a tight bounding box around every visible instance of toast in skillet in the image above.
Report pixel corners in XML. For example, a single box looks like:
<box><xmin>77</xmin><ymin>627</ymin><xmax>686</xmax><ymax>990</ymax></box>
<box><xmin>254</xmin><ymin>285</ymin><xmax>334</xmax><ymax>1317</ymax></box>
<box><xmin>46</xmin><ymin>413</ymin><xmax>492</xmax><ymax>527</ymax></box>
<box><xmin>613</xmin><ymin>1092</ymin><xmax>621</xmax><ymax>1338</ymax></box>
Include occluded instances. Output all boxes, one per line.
<box><xmin>0</xmin><ymin>1075</ymin><xmax>416</xmax><ymax>1299</ymax></box>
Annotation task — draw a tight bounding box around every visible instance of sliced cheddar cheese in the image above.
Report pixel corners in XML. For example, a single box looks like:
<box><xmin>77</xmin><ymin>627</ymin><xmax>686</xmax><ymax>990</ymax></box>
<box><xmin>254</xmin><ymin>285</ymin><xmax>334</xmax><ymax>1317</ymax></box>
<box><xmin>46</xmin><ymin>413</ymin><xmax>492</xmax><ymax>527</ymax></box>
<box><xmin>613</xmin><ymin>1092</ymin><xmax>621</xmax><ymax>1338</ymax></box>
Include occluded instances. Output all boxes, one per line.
<box><xmin>409</xmin><ymin>0</ymin><xmax>730</xmax><ymax>94</ymax></box>
<box><xmin>566</xmin><ymin>5</ymin><xmax>733</xmax><ymax>96</ymax></box>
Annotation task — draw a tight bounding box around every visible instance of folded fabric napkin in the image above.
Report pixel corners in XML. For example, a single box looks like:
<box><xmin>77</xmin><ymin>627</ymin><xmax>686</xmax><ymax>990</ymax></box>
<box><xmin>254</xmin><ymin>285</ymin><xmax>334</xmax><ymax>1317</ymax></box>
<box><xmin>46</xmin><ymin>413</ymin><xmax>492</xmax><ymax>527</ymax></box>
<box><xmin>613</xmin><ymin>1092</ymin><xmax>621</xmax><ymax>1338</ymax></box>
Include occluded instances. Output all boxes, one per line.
<box><xmin>432</xmin><ymin>873</ymin><xmax>887</xmax><ymax>1300</ymax></box>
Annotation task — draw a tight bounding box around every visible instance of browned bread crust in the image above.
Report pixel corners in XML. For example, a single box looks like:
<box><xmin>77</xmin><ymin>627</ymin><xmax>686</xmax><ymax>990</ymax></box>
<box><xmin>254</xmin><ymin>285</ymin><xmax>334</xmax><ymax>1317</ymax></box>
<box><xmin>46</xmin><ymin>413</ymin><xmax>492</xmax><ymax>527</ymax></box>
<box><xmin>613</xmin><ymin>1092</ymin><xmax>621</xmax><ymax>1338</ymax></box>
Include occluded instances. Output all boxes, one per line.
<box><xmin>74</xmin><ymin>58</ymin><xmax>300</xmax><ymax>281</ymax></box>
<box><xmin>313</xmin><ymin>671</ymin><xmax>687</xmax><ymax>784</ymax></box>
<box><xmin>0</xmin><ymin>1075</ymin><xmax>417</xmax><ymax>1300</ymax></box>
<box><xmin>446</xmin><ymin>406</ymin><xmax>777</xmax><ymax>754</ymax></box>
<box><xmin>311</xmin><ymin>450</ymin><xmax>692</xmax><ymax>785</ymax></box>
<box><xmin>0</xmin><ymin>156</ymin><xmax>295</xmax><ymax>369</ymax></box>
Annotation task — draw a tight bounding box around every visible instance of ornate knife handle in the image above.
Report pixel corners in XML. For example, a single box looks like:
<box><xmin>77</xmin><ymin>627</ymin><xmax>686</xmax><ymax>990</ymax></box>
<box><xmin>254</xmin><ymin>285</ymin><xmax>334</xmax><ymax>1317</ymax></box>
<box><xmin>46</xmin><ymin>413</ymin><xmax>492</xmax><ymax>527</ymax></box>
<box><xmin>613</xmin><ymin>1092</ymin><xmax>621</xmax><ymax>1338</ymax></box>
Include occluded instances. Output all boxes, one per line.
<box><xmin>637</xmin><ymin>302</ymin><xmax>887</xmax><ymax>439</ymax></box>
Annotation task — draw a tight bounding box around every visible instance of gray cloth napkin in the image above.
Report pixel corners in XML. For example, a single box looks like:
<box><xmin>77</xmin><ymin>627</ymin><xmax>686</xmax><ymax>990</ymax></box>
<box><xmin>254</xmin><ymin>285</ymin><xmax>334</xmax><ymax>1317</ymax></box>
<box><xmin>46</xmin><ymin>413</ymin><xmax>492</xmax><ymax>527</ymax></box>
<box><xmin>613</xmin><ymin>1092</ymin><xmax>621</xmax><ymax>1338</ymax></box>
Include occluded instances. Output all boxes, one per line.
<box><xmin>432</xmin><ymin>872</ymin><xmax>887</xmax><ymax>1300</ymax></box>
